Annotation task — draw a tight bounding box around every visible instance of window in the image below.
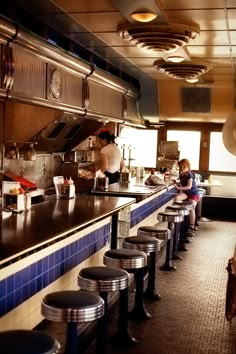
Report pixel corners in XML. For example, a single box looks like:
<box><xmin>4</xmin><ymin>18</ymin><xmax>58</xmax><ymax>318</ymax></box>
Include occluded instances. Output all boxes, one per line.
<box><xmin>209</xmin><ymin>132</ymin><xmax>236</xmax><ymax>172</ymax></box>
<box><xmin>117</xmin><ymin>126</ymin><xmax>157</xmax><ymax>168</ymax></box>
<box><xmin>167</xmin><ymin>130</ymin><xmax>201</xmax><ymax>170</ymax></box>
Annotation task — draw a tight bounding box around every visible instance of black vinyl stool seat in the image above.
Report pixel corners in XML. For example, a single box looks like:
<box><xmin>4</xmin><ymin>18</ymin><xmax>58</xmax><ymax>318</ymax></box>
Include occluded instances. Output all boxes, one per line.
<box><xmin>78</xmin><ymin>266</ymin><xmax>137</xmax><ymax>347</ymax></box>
<box><xmin>166</xmin><ymin>205</ymin><xmax>190</xmax><ymax>255</ymax></box>
<box><xmin>103</xmin><ymin>248</ymin><xmax>150</xmax><ymax>320</ymax></box>
<box><xmin>123</xmin><ymin>235</ymin><xmax>161</xmax><ymax>301</ymax></box>
<box><xmin>41</xmin><ymin>290</ymin><xmax>105</xmax><ymax>354</ymax></box>
<box><xmin>157</xmin><ymin>211</ymin><xmax>183</xmax><ymax>271</ymax></box>
<box><xmin>137</xmin><ymin>225</ymin><xmax>171</xmax><ymax>242</ymax></box>
<box><xmin>0</xmin><ymin>329</ymin><xmax>60</xmax><ymax>354</ymax></box>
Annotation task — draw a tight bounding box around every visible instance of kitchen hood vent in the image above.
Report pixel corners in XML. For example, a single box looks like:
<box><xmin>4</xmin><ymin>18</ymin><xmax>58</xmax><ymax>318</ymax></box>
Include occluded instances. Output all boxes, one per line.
<box><xmin>0</xmin><ymin>15</ymin><xmax>144</xmax><ymax>129</ymax></box>
<box><xmin>47</xmin><ymin>123</ymin><xmax>67</xmax><ymax>139</ymax></box>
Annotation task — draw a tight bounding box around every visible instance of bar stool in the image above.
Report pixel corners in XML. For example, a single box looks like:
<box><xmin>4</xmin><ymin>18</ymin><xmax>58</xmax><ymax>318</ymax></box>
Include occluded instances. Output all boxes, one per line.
<box><xmin>78</xmin><ymin>266</ymin><xmax>137</xmax><ymax>347</ymax></box>
<box><xmin>103</xmin><ymin>248</ymin><xmax>150</xmax><ymax>320</ymax></box>
<box><xmin>166</xmin><ymin>204</ymin><xmax>190</xmax><ymax>254</ymax></box>
<box><xmin>173</xmin><ymin>200</ymin><xmax>195</xmax><ymax>238</ymax></box>
<box><xmin>137</xmin><ymin>225</ymin><xmax>171</xmax><ymax>243</ymax></box>
<box><xmin>122</xmin><ymin>235</ymin><xmax>160</xmax><ymax>301</ymax></box>
<box><xmin>0</xmin><ymin>330</ymin><xmax>60</xmax><ymax>354</ymax></box>
<box><xmin>41</xmin><ymin>290</ymin><xmax>105</xmax><ymax>354</ymax></box>
<box><xmin>157</xmin><ymin>211</ymin><xmax>183</xmax><ymax>271</ymax></box>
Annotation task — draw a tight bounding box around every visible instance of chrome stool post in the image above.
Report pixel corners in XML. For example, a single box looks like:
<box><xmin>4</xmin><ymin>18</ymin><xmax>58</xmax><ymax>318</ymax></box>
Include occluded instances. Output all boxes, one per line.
<box><xmin>123</xmin><ymin>235</ymin><xmax>160</xmax><ymax>301</ymax></box>
<box><xmin>157</xmin><ymin>211</ymin><xmax>183</xmax><ymax>271</ymax></box>
<box><xmin>78</xmin><ymin>266</ymin><xmax>137</xmax><ymax>347</ymax></box>
<box><xmin>103</xmin><ymin>248</ymin><xmax>150</xmax><ymax>321</ymax></box>
<box><xmin>41</xmin><ymin>290</ymin><xmax>105</xmax><ymax>354</ymax></box>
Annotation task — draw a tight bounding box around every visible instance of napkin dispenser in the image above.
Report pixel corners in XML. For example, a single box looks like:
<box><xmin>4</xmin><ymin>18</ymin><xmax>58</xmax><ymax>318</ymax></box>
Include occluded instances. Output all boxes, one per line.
<box><xmin>2</xmin><ymin>181</ymin><xmax>25</xmax><ymax>212</ymax></box>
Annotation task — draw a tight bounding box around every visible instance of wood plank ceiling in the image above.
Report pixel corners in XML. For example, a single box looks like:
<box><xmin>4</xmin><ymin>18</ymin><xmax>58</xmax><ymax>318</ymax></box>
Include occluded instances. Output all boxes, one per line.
<box><xmin>3</xmin><ymin>0</ymin><xmax>236</xmax><ymax>123</ymax></box>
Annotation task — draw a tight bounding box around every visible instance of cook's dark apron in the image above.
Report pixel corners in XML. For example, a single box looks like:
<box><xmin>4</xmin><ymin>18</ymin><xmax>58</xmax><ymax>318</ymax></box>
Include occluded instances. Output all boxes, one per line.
<box><xmin>104</xmin><ymin>170</ymin><xmax>120</xmax><ymax>184</ymax></box>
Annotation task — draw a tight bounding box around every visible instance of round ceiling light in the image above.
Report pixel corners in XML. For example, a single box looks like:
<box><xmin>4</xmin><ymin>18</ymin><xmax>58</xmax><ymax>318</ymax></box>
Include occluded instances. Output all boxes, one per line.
<box><xmin>185</xmin><ymin>77</ymin><xmax>199</xmax><ymax>83</ymax></box>
<box><xmin>167</xmin><ymin>56</ymin><xmax>185</xmax><ymax>63</ymax></box>
<box><xmin>130</xmin><ymin>11</ymin><xmax>158</xmax><ymax>23</ymax></box>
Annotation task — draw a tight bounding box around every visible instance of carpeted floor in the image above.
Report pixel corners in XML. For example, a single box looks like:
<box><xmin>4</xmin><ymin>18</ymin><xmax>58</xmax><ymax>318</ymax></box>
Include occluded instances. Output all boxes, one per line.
<box><xmin>40</xmin><ymin>220</ymin><xmax>236</xmax><ymax>354</ymax></box>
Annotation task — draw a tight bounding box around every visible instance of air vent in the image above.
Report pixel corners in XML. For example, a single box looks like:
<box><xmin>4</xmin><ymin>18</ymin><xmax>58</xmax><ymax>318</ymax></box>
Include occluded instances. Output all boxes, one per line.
<box><xmin>64</xmin><ymin>124</ymin><xmax>82</xmax><ymax>139</ymax></box>
<box><xmin>118</xmin><ymin>22</ymin><xmax>200</xmax><ymax>53</ymax></box>
<box><xmin>181</xmin><ymin>87</ymin><xmax>211</xmax><ymax>113</ymax></box>
<box><xmin>47</xmin><ymin>122</ymin><xmax>67</xmax><ymax>138</ymax></box>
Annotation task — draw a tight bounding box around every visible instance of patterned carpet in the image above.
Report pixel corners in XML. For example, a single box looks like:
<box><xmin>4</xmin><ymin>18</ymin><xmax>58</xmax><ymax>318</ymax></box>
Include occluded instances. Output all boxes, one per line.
<box><xmin>39</xmin><ymin>220</ymin><xmax>236</xmax><ymax>354</ymax></box>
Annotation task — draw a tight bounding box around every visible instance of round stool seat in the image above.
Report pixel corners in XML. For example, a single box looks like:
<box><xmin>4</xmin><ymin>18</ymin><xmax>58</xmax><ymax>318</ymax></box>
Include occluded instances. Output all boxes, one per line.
<box><xmin>166</xmin><ymin>205</ymin><xmax>190</xmax><ymax>216</ymax></box>
<box><xmin>123</xmin><ymin>235</ymin><xmax>158</xmax><ymax>253</ymax></box>
<box><xmin>158</xmin><ymin>211</ymin><xmax>184</xmax><ymax>223</ymax></box>
<box><xmin>138</xmin><ymin>225</ymin><xmax>171</xmax><ymax>240</ymax></box>
<box><xmin>42</xmin><ymin>290</ymin><xmax>104</xmax><ymax>323</ymax></box>
<box><xmin>173</xmin><ymin>200</ymin><xmax>194</xmax><ymax>210</ymax></box>
<box><xmin>0</xmin><ymin>330</ymin><xmax>60</xmax><ymax>354</ymax></box>
<box><xmin>78</xmin><ymin>266</ymin><xmax>129</xmax><ymax>292</ymax></box>
<box><xmin>104</xmin><ymin>248</ymin><xmax>147</xmax><ymax>269</ymax></box>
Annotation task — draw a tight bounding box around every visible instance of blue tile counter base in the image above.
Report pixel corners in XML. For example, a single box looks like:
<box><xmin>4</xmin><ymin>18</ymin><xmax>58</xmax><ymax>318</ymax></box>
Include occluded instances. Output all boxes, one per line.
<box><xmin>0</xmin><ymin>223</ymin><xmax>110</xmax><ymax>317</ymax></box>
<box><xmin>130</xmin><ymin>188</ymin><xmax>176</xmax><ymax>228</ymax></box>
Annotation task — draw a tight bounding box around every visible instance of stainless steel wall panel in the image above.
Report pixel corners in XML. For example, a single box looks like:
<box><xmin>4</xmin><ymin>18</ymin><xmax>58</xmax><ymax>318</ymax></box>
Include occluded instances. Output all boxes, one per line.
<box><xmin>88</xmin><ymin>80</ymin><xmax>123</xmax><ymax>120</ymax></box>
<box><xmin>64</xmin><ymin>71</ymin><xmax>83</xmax><ymax>108</ymax></box>
<box><xmin>13</xmin><ymin>47</ymin><xmax>46</xmax><ymax>98</ymax></box>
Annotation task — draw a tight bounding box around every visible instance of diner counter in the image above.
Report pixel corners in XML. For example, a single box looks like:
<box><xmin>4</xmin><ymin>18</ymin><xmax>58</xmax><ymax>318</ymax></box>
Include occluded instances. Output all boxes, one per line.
<box><xmin>92</xmin><ymin>176</ymin><xmax>173</xmax><ymax>202</ymax></box>
<box><xmin>0</xmin><ymin>194</ymin><xmax>135</xmax><ymax>265</ymax></box>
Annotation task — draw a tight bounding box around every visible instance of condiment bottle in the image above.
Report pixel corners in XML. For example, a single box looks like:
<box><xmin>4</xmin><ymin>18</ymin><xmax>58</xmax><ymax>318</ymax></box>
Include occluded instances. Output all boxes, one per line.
<box><xmin>25</xmin><ymin>192</ymin><xmax>31</xmax><ymax>210</ymax></box>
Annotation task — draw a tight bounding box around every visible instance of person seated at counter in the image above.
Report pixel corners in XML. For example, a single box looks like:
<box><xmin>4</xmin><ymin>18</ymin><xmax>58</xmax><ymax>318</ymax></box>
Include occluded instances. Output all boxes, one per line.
<box><xmin>97</xmin><ymin>130</ymin><xmax>125</xmax><ymax>184</ymax></box>
<box><xmin>174</xmin><ymin>158</ymin><xmax>200</xmax><ymax>236</ymax></box>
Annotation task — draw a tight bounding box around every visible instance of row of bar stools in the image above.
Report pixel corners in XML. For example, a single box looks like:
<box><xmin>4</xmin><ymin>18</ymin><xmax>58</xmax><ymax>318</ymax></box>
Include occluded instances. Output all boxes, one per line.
<box><xmin>0</xmin><ymin>329</ymin><xmax>60</xmax><ymax>354</ymax></box>
<box><xmin>41</xmin><ymin>290</ymin><xmax>105</xmax><ymax>354</ymax></box>
<box><xmin>78</xmin><ymin>266</ymin><xmax>137</xmax><ymax>348</ymax></box>
<box><xmin>123</xmin><ymin>235</ymin><xmax>161</xmax><ymax>301</ymax></box>
<box><xmin>166</xmin><ymin>204</ymin><xmax>190</xmax><ymax>255</ymax></box>
<box><xmin>104</xmin><ymin>248</ymin><xmax>151</xmax><ymax>320</ymax></box>
<box><xmin>157</xmin><ymin>210</ymin><xmax>183</xmax><ymax>271</ymax></box>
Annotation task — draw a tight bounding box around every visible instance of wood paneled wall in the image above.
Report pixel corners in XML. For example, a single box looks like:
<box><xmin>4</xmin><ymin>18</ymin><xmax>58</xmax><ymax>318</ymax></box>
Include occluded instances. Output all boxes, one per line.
<box><xmin>157</xmin><ymin>80</ymin><xmax>234</xmax><ymax>123</ymax></box>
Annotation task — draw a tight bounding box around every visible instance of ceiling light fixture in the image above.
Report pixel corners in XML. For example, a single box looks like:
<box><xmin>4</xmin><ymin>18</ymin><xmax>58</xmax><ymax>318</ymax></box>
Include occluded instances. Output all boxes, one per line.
<box><xmin>118</xmin><ymin>21</ymin><xmax>200</xmax><ymax>53</ymax></box>
<box><xmin>167</xmin><ymin>56</ymin><xmax>185</xmax><ymax>63</ymax></box>
<box><xmin>153</xmin><ymin>61</ymin><xmax>212</xmax><ymax>81</ymax></box>
<box><xmin>185</xmin><ymin>77</ymin><xmax>199</xmax><ymax>83</ymax></box>
<box><xmin>130</xmin><ymin>10</ymin><xmax>158</xmax><ymax>23</ymax></box>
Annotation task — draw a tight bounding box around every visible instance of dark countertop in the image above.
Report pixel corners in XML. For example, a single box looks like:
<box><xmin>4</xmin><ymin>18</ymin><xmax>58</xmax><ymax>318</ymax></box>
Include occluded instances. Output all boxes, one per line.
<box><xmin>92</xmin><ymin>176</ymin><xmax>173</xmax><ymax>202</ymax></box>
<box><xmin>0</xmin><ymin>194</ymin><xmax>135</xmax><ymax>265</ymax></box>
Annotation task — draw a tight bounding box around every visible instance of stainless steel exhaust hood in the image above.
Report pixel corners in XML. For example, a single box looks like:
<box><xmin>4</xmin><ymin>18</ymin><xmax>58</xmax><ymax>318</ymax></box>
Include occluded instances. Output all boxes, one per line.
<box><xmin>0</xmin><ymin>14</ymin><xmax>145</xmax><ymax>146</ymax></box>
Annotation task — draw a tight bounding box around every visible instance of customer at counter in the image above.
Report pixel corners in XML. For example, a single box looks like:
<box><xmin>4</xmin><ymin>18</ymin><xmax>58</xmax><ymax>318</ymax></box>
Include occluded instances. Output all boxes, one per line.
<box><xmin>97</xmin><ymin>130</ymin><xmax>125</xmax><ymax>184</ymax></box>
<box><xmin>174</xmin><ymin>158</ymin><xmax>200</xmax><ymax>236</ymax></box>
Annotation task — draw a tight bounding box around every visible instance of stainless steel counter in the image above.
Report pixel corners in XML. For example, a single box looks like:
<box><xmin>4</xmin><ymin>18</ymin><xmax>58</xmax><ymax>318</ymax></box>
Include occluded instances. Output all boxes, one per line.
<box><xmin>0</xmin><ymin>194</ymin><xmax>135</xmax><ymax>264</ymax></box>
<box><xmin>92</xmin><ymin>177</ymin><xmax>173</xmax><ymax>202</ymax></box>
